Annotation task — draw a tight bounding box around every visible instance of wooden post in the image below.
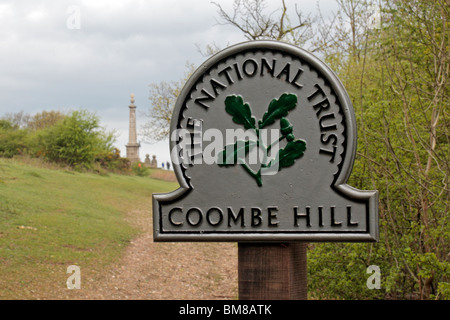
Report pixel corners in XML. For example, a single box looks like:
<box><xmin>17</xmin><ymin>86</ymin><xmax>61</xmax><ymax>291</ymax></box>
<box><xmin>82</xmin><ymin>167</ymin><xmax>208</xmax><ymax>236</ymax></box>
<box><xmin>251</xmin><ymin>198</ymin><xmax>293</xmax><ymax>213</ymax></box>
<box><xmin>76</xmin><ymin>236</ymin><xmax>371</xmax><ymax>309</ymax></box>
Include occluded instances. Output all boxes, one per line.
<box><xmin>238</xmin><ymin>242</ymin><xmax>307</xmax><ymax>300</ymax></box>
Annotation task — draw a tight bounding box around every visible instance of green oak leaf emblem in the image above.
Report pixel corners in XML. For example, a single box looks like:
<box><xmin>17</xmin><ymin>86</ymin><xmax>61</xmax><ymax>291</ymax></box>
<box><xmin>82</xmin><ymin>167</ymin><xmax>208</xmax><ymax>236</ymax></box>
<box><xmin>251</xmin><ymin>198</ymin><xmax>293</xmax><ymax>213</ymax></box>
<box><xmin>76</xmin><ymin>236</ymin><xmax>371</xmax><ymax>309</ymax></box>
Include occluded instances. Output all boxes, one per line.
<box><xmin>217</xmin><ymin>93</ymin><xmax>306</xmax><ymax>186</ymax></box>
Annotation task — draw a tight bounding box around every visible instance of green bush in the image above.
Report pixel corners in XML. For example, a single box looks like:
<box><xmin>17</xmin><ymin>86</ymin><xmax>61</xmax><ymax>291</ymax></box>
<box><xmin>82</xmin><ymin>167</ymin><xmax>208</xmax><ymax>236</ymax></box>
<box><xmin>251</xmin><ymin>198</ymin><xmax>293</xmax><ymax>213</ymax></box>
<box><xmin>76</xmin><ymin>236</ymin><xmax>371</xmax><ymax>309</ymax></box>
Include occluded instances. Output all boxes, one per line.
<box><xmin>39</xmin><ymin>110</ymin><xmax>116</xmax><ymax>168</ymax></box>
<box><xmin>132</xmin><ymin>162</ymin><xmax>149</xmax><ymax>177</ymax></box>
<box><xmin>95</xmin><ymin>148</ymin><xmax>131</xmax><ymax>173</ymax></box>
<box><xmin>1</xmin><ymin>110</ymin><xmax>134</xmax><ymax>176</ymax></box>
<box><xmin>0</xmin><ymin>120</ymin><xmax>28</xmax><ymax>158</ymax></box>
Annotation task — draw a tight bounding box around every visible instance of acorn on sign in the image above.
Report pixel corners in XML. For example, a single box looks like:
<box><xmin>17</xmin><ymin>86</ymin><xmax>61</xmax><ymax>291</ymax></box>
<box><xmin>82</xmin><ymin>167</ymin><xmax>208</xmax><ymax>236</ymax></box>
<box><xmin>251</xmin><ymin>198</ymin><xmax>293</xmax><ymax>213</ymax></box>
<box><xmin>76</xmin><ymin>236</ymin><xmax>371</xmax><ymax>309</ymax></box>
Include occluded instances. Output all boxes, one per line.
<box><xmin>280</xmin><ymin>117</ymin><xmax>295</xmax><ymax>141</ymax></box>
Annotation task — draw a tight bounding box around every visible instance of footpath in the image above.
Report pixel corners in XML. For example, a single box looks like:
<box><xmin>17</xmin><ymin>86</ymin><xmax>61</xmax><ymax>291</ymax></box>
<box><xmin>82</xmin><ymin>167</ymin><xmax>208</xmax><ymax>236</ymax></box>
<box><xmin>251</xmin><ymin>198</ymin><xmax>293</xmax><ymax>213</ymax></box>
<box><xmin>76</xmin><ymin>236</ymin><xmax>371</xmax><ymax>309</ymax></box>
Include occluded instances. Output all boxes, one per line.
<box><xmin>66</xmin><ymin>206</ymin><xmax>238</xmax><ymax>300</ymax></box>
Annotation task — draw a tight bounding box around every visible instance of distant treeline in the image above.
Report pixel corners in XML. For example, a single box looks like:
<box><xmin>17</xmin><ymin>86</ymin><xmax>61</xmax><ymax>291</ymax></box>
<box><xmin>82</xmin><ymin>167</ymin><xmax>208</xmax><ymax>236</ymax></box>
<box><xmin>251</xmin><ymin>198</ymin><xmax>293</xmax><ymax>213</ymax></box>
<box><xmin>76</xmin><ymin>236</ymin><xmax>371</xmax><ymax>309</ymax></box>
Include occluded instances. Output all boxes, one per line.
<box><xmin>0</xmin><ymin>110</ymin><xmax>130</xmax><ymax>173</ymax></box>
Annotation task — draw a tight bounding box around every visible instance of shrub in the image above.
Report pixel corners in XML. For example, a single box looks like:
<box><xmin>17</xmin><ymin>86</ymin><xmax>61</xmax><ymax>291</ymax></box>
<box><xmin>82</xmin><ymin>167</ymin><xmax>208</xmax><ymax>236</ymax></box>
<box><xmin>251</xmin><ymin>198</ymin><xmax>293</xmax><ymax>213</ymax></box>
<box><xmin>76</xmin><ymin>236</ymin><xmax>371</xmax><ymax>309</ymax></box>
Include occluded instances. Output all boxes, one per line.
<box><xmin>26</xmin><ymin>110</ymin><xmax>66</xmax><ymax>131</ymax></box>
<box><xmin>95</xmin><ymin>148</ymin><xmax>131</xmax><ymax>173</ymax></box>
<box><xmin>39</xmin><ymin>110</ymin><xmax>116</xmax><ymax>168</ymax></box>
<box><xmin>0</xmin><ymin>120</ymin><xmax>28</xmax><ymax>158</ymax></box>
<box><xmin>132</xmin><ymin>162</ymin><xmax>149</xmax><ymax>177</ymax></box>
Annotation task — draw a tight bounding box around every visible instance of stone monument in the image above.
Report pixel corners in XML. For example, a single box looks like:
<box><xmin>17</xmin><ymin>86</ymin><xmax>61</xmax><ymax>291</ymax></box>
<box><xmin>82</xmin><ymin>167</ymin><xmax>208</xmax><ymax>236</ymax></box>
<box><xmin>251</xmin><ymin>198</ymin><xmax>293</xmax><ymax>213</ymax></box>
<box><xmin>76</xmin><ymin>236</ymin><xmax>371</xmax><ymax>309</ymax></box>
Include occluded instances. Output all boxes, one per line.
<box><xmin>144</xmin><ymin>154</ymin><xmax>151</xmax><ymax>167</ymax></box>
<box><xmin>151</xmin><ymin>155</ymin><xmax>157</xmax><ymax>168</ymax></box>
<box><xmin>144</xmin><ymin>154</ymin><xmax>157</xmax><ymax>168</ymax></box>
<box><xmin>126</xmin><ymin>93</ymin><xmax>140</xmax><ymax>164</ymax></box>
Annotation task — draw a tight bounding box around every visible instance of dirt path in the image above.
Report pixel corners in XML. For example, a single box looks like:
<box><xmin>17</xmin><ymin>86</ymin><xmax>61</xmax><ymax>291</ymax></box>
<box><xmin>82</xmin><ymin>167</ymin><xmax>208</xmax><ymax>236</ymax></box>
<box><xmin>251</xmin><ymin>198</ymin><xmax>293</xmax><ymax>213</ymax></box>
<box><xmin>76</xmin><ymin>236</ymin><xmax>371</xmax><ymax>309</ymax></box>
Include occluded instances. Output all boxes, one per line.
<box><xmin>66</xmin><ymin>206</ymin><xmax>238</xmax><ymax>300</ymax></box>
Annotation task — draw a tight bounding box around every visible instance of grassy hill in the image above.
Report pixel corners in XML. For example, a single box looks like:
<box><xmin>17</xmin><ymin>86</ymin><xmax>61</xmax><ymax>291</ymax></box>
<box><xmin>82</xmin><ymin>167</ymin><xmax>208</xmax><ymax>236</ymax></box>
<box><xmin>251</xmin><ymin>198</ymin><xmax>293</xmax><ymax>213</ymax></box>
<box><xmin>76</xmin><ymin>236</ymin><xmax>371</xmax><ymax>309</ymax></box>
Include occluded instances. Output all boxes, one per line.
<box><xmin>0</xmin><ymin>157</ymin><xmax>178</xmax><ymax>299</ymax></box>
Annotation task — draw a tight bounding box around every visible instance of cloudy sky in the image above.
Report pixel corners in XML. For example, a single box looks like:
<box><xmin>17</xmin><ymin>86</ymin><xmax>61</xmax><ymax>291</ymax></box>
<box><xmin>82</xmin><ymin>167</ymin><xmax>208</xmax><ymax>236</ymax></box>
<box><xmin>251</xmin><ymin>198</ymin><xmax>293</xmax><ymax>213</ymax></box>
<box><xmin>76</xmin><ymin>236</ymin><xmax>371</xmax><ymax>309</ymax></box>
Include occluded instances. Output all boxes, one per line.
<box><xmin>0</xmin><ymin>0</ymin><xmax>336</xmax><ymax>167</ymax></box>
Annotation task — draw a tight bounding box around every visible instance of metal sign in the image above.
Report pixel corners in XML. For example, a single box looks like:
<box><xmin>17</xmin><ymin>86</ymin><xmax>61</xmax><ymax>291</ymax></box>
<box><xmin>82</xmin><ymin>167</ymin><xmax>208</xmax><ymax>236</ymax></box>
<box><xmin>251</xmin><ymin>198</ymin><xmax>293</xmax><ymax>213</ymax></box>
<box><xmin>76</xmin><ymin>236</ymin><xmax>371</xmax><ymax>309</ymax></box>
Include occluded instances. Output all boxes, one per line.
<box><xmin>153</xmin><ymin>41</ymin><xmax>378</xmax><ymax>242</ymax></box>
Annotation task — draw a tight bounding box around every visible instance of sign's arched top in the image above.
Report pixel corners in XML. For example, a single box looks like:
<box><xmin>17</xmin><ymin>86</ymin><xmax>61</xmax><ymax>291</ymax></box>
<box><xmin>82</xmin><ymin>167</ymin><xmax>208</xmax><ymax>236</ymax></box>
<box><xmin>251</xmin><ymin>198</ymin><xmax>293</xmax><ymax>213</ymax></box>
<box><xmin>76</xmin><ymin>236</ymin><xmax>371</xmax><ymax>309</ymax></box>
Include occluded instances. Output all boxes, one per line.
<box><xmin>172</xmin><ymin>41</ymin><xmax>356</xmax><ymax>189</ymax></box>
<box><xmin>154</xmin><ymin>41</ymin><xmax>378</xmax><ymax>242</ymax></box>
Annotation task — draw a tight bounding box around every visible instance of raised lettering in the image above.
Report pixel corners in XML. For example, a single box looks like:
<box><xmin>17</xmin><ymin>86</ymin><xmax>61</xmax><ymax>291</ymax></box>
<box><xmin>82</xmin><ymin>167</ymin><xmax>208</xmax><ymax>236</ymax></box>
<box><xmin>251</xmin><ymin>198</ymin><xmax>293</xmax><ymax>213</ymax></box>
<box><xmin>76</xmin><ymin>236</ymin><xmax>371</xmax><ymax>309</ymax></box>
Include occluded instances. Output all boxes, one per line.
<box><xmin>321</xmin><ymin>133</ymin><xmax>338</xmax><ymax>146</ymax></box>
<box><xmin>347</xmin><ymin>206</ymin><xmax>359</xmax><ymax>226</ymax></box>
<box><xmin>307</xmin><ymin>83</ymin><xmax>326</xmax><ymax>101</ymax></box>
<box><xmin>218</xmin><ymin>65</ymin><xmax>234</xmax><ymax>85</ymax></box>
<box><xmin>194</xmin><ymin>88</ymin><xmax>214</xmax><ymax>109</ymax></box>
<box><xmin>318</xmin><ymin>206</ymin><xmax>324</xmax><ymax>227</ymax></box>
<box><xmin>268</xmin><ymin>207</ymin><xmax>279</xmax><ymax>226</ymax></box>
<box><xmin>320</xmin><ymin>146</ymin><xmax>337</xmax><ymax>163</ymax></box>
<box><xmin>168</xmin><ymin>207</ymin><xmax>183</xmax><ymax>226</ymax></box>
<box><xmin>210</xmin><ymin>78</ymin><xmax>227</xmax><ymax>97</ymax></box>
<box><xmin>186</xmin><ymin>208</ymin><xmax>202</xmax><ymax>226</ymax></box>
<box><xmin>291</xmin><ymin>67</ymin><xmax>304</xmax><ymax>88</ymax></box>
<box><xmin>319</xmin><ymin>113</ymin><xmax>338</xmax><ymax>132</ymax></box>
<box><xmin>276</xmin><ymin>62</ymin><xmax>291</xmax><ymax>82</ymax></box>
<box><xmin>228</xmin><ymin>207</ymin><xmax>245</xmax><ymax>227</ymax></box>
<box><xmin>233</xmin><ymin>62</ymin><xmax>243</xmax><ymax>80</ymax></box>
<box><xmin>312</xmin><ymin>97</ymin><xmax>331</xmax><ymax>117</ymax></box>
<box><xmin>206</xmin><ymin>207</ymin><xmax>223</xmax><ymax>226</ymax></box>
<box><xmin>261</xmin><ymin>58</ymin><xmax>276</xmax><ymax>76</ymax></box>
<box><xmin>330</xmin><ymin>206</ymin><xmax>342</xmax><ymax>226</ymax></box>
<box><xmin>243</xmin><ymin>59</ymin><xmax>258</xmax><ymax>77</ymax></box>
<box><xmin>251</xmin><ymin>207</ymin><xmax>262</xmax><ymax>227</ymax></box>
<box><xmin>294</xmin><ymin>206</ymin><xmax>311</xmax><ymax>227</ymax></box>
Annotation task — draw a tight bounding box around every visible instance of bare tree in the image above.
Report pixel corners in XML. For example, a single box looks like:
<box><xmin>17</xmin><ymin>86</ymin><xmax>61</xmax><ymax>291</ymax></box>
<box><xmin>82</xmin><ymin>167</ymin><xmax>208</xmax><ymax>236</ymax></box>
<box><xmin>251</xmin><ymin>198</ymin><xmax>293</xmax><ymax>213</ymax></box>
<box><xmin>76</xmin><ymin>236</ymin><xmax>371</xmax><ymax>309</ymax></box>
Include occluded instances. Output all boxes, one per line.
<box><xmin>144</xmin><ymin>0</ymin><xmax>318</xmax><ymax>143</ymax></box>
<box><xmin>212</xmin><ymin>0</ymin><xmax>316</xmax><ymax>48</ymax></box>
<box><xmin>313</xmin><ymin>0</ymin><xmax>379</xmax><ymax>60</ymax></box>
<box><xmin>141</xmin><ymin>63</ymin><xmax>196</xmax><ymax>142</ymax></box>
<box><xmin>2</xmin><ymin>111</ymin><xmax>30</xmax><ymax>129</ymax></box>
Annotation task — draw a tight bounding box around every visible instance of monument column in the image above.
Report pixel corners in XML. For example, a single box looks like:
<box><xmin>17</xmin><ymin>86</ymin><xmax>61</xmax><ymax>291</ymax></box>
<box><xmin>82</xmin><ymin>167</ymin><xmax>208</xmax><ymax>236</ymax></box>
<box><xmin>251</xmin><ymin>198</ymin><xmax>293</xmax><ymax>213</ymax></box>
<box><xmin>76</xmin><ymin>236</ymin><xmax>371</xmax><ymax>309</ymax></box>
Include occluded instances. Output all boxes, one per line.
<box><xmin>126</xmin><ymin>93</ymin><xmax>140</xmax><ymax>164</ymax></box>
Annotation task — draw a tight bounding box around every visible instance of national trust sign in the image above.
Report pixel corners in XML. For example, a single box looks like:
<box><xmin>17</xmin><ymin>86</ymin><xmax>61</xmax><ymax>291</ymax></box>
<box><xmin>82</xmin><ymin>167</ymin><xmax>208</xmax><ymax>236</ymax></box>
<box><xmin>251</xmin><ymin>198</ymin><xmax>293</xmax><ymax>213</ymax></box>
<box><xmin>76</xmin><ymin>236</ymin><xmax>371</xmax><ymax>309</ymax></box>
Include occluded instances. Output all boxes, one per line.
<box><xmin>153</xmin><ymin>41</ymin><xmax>379</xmax><ymax>242</ymax></box>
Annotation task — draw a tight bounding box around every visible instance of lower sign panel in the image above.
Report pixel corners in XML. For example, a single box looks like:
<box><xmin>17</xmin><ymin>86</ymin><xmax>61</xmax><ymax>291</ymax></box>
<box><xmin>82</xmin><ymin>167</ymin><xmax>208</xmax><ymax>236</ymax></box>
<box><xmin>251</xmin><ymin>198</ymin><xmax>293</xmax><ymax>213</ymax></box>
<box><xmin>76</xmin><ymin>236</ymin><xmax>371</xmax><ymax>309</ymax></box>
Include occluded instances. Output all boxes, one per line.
<box><xmin>153</xmin><ymin>184</ymin><xmax>378</xmax><ymax>242</ymax></box>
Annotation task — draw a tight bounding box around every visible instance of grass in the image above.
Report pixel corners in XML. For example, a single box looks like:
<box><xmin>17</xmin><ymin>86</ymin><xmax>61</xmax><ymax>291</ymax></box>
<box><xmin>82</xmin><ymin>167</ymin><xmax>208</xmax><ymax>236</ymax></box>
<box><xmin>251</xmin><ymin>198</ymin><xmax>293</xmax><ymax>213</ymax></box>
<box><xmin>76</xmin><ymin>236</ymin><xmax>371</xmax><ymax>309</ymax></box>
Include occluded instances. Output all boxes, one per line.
<box><xmin>0</xmin><ymin>157</ymin><xmax>178</xmax><ymax>299</ymax></box>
